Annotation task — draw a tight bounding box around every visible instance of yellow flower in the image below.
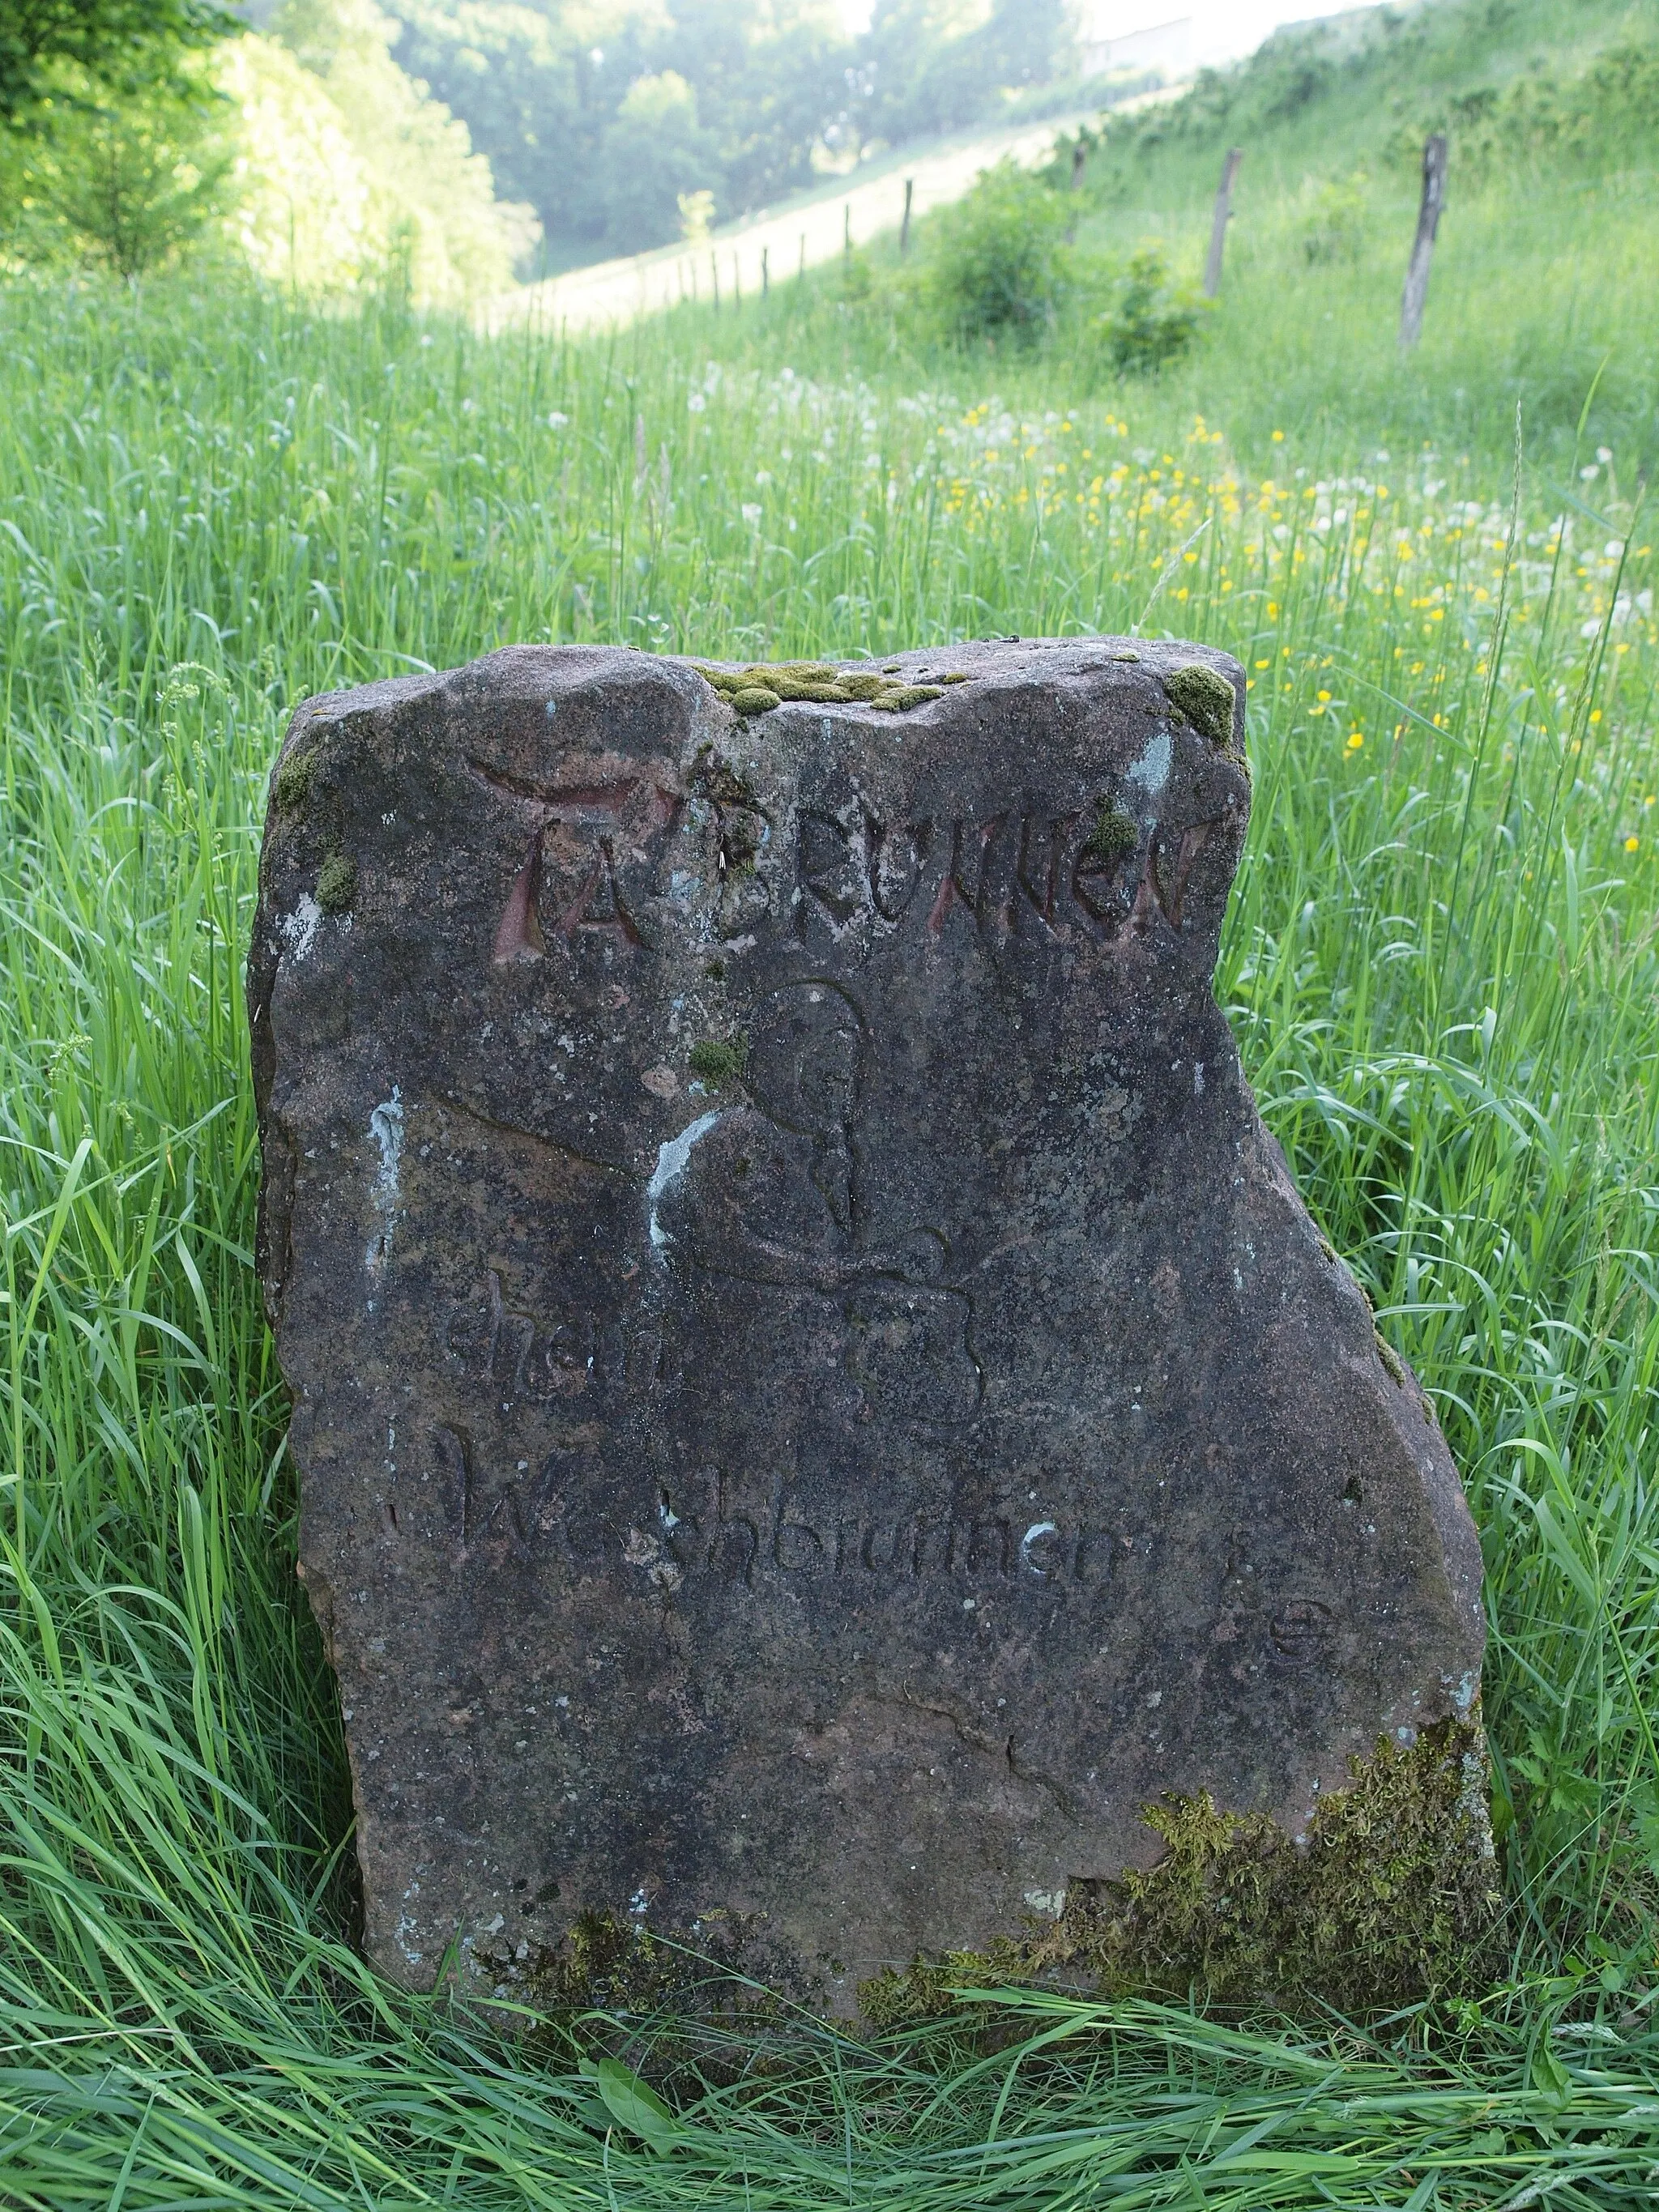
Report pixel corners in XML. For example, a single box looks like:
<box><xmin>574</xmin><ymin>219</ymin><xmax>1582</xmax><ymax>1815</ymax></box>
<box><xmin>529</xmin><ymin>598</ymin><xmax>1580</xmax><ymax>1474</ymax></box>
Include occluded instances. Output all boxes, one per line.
<box><xmin>1316</xmin><ymin>689</ymin><xmax>1332</xmax><ymax>702</ymax></box>
<box><xmin>1346</xmin><ymin>732</ymin><xmax>1364</xmax><ymax>752</ymax></box>
<box><xmin>1626</xmin><ymin>836</ymin><xmax>1641</xmax><ymax>852</ymax></box>
<box><xmin>1272</xmin><ymin>429</ymin><xmax>1285</xmax><ymax>442</ymax></box>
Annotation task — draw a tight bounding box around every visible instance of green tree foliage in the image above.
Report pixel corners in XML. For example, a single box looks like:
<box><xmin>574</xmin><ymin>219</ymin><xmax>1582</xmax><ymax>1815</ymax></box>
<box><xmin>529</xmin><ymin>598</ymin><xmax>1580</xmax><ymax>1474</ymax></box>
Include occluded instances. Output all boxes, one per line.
<box><xmin>1</xmin><ymin>0</ymin><xmax>236</xmax><ymax>124</ymax></box>
<box><xmin>597</xmin><ymin>69</ymin><xmax>714</xmax><ymax>254</ymax></box>
<box><xmin>390</xmin><ymin>0</ymin><xmax>1074</xmax><ymax>263</ymax></box>
<box><xmin>26</xmin><ymin>66</ymin><xmax>233</xmax><ymax>275</ymax></box>
<box><xmin>855</xmin><ymin>0</ymin><xmax>1071</xmax><ymax>148</ymax></box>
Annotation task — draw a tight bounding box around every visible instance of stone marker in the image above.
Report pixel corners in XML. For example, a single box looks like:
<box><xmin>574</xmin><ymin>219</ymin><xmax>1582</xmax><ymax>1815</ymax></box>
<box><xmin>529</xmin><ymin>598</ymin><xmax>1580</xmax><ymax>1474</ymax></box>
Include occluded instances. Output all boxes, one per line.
<box><xmin>249</xmin><ymin>641</ymin><xmax>1486</xmax><ymax>2012</ymax></box>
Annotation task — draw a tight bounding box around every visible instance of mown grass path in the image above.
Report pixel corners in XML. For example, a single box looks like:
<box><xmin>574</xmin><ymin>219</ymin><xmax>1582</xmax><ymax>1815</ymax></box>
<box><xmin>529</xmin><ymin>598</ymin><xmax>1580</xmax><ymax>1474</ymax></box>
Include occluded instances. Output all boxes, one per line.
<box><xmin>0</xmin><ymin>277</ymin><xmax>1657</xmax><ymax>2206</ymax></box>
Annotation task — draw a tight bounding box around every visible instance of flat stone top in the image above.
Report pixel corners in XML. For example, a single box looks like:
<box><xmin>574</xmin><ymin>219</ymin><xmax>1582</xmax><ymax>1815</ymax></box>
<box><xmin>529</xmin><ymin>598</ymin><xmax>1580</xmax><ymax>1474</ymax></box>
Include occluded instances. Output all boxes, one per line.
<box><xmin>249</xmin><ymin>641</ymin><xmax>1483</xmax><ymax>2012</ymax></box>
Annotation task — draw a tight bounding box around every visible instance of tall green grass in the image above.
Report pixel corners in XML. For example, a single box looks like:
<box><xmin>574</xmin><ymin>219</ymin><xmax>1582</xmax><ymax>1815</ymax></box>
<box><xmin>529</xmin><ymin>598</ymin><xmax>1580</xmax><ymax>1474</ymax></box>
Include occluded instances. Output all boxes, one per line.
<box><xmin>2</xmin><ymin>270</ymin><xmax>1658</xmax><ymax>2203</ymax></box>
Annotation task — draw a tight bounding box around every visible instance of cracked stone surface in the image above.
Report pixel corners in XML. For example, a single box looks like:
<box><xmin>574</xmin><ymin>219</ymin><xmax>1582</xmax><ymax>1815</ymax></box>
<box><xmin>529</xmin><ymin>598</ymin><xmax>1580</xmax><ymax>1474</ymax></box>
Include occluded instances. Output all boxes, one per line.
<box><xmin>249</xmin><ymin>640</ymin><xmax>1485</xmax><ymax>2010</ymax></box>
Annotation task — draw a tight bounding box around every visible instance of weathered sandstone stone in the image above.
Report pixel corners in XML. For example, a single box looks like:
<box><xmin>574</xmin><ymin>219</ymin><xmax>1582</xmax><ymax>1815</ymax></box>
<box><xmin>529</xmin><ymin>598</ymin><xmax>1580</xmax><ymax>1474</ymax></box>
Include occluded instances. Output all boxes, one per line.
<box><xmin>249</xmin><ymin>641</ymin><xmax>1485</xmax><ymax>2011</ymax></box>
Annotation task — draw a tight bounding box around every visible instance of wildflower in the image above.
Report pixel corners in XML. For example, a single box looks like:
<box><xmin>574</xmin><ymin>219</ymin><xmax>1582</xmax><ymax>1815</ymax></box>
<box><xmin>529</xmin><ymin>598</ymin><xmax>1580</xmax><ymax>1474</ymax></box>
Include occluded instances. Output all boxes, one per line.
<box><xmin>1346</xmin><ymin>732</ymin><xmax>1364</xmax><ymax>752</ymax></box>
<box><xmin>1626</xmin><ymin>836</ymin><xmax>1640</xmax><ymax>852</ymax></box>
<box><xmin>1272</xmin><ymin>429</ymin><xmax>1285</xmax><ymax>443</ymax></box>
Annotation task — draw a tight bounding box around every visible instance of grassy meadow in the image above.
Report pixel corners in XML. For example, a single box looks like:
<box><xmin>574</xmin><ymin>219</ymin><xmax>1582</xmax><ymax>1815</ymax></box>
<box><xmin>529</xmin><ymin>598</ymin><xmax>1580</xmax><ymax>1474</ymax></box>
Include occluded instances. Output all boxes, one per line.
<box><xmin>5</xmin><ymin>21</ymin><xmax>1659</xmax><ymax>2201</ymax></box>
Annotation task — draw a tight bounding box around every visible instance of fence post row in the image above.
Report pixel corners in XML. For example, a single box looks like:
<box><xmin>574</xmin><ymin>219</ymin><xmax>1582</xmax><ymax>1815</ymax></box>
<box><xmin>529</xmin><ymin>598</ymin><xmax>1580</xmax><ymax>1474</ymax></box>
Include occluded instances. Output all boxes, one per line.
<box><xmin>1399</xmin><ymin>133</ymin><xmax>1448</xmax><ymax>348</ymax></box>
<box><xmin>1203</xmin><ymin>147</ymin><xmax>1243</xmax><ymax>299</ymax></box>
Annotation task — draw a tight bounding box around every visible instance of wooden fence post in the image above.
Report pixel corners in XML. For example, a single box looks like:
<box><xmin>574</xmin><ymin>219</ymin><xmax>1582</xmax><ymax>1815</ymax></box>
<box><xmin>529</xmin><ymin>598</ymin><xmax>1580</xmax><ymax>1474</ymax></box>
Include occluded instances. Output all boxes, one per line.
<box><xmin>761</xmin><ymin>245</ymin><xmax>769</xmax><ymax>297</ymax></box>
<box><xmin>899</xmin><ymin>177</ymin><xmax>914</xmax><ymax>258</ymax></box>
<box><xmin>1399</xmin><ymin>133</ymin><xmax>1448</xmax><ymax>349</ymax></box>
<box><xmin>843</xmin><ymin>202</ymin><xmax>851</xmax><ymax>258</ymax></box>
<box><xmin>1202</xmin><ymin>148</ymin><xmax>1243</xmax><ymax>298</ymax></box>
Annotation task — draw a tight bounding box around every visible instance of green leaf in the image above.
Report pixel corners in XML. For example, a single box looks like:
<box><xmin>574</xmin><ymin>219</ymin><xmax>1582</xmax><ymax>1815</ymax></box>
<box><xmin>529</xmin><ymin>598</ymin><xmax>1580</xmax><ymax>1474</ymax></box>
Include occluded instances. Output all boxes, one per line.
<box><xmin>581</xmin><ymin>2057</ymin><xmax>681</xmax><ymax>2153</ymax></box>
<box><xmin>1529</xmin><ymin>2042</ymin><xmax>1572</xmax><ymax>2108</ymax></box>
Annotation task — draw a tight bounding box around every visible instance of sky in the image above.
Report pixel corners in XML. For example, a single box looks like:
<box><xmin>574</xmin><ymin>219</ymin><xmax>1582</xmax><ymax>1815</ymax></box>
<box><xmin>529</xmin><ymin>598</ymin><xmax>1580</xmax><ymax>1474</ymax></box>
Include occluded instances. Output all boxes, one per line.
<box><xmin>1105</xmin><ymin>3</ymin><xmax>1367</xmax><ymax>66</ymax></box>
<box><xmin>837</xmin><ymin>1</ymin><xmax>1372</xmax><ymax>65</ymax></box>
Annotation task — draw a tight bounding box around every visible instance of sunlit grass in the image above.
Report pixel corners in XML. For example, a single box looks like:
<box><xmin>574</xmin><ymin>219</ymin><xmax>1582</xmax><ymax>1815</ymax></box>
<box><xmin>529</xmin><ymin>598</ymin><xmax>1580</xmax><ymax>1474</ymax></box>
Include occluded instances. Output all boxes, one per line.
<box><xmin>1</xmin><ymin>272</ymin><xmax>1657</xmax><ymax>2204</ymax></box>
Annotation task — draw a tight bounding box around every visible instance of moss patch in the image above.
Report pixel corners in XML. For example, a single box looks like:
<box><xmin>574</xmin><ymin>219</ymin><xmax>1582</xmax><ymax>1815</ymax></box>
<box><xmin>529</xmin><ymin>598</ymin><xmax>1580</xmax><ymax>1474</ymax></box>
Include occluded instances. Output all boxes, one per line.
<box><xmin>272</xmin><ymin>743</ymin><xmax>320</xmax><ymax>814</ymax></box>
<box><xmin>1081</xmin><ymin>799</ymin><xmax>1140</xmax><ymax>866</ymax></box>
<box><xmin>859</xmin><ymin>1715</ymin><xmax>1500</xmax><ymax>2027</ymax></box>
<box><xmin>315</xmin><ymin>850</ymin><xmax>357</xmax><ymax>914</ymax></box>
<box><xmin>694</xmin><ymin>661</ymin><xmax>945</xmax><ymax>716</ymax></box>
<box><xmin>689</xmin><ymin>1034</ymin><xmax>748</xmax><ymax>1089</ymax></box>
<box><xmin>1163</xmin><ymin>662</ymin><xmax>1239</xmax><ymax>748</ymax></box>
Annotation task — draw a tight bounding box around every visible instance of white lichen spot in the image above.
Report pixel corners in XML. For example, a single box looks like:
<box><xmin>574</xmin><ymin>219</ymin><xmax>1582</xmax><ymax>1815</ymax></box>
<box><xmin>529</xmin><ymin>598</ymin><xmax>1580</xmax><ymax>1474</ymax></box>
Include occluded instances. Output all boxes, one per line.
<box><xmin>647</xmin><ymin>1109</ymin><xmax>722</xmax><ymax>1254</ymax></box>
<box><xmin>280</xmin><ymin>892</ymin><xmax>322</xmax><ymax>963</ymax></box>
<box><xmin>1019</xmin><ymin>1521</ymin><xmax>1060</xmax><ymax>1578</ymax></box>
<box><xmin>365</xmin><ymin>1087</ymin><xmax>403</xmax><ymax>1276</ymax></box>
<box><xmin>1022</xmin><ymin>1888</ymin><xmax>1067</xmax><ymax>1917</ymax></box>
<box><xmin>1125</xmin><ymin>728</ymin><xmax>1172</xmax><ymax>799</ymax></box>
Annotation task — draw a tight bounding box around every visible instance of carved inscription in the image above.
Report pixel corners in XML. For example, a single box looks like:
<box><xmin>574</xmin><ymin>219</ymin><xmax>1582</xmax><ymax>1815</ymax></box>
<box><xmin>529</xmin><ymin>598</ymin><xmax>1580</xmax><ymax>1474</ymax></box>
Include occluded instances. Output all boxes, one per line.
<box><xmin>795</xmin><ymin>803</ymin><xmax>1226</xmax><ymax>948</ymax></box>
<box><xmin>475</xmin><ymin>765</ymin><xmax>682</xmax><ymax>962</ymax></box>
<box><xmin>445</xmin><ymin>1272</ymin><xmax>677</xmax><ymax>1405</ymax></box>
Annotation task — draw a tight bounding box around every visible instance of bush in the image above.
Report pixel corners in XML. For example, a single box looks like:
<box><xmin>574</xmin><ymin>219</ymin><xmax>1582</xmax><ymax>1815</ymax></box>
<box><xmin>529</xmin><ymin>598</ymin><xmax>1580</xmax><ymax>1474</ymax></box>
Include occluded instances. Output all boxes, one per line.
<box><xmin>1299</xmin><ymin>170</ymin><xmax>1370</xmax><ymax>264</ymax></box>
<box><xmin>923</xmin><ymin>158</ymin><xmax>1069</xmax><ymax>345</ymax></box>
<box><xmin>1101</xmin><ymin>247</ymin><xmax>1205</xmax><ymax>377</ymax></box>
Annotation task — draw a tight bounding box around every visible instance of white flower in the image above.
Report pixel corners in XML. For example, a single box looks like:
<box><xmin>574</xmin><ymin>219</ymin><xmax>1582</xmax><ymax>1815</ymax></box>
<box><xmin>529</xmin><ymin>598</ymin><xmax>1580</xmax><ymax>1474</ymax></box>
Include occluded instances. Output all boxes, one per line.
<box><xmin>688</xmin><ymin>393</ymin><xmax>706</xmax><ymax>413</ymax></box>
<box><xmin>754</xmin><ymin>469</ymin><xmax>772</xmax><ymax>486</ymax></box>
<box><xmin>1580</xmin><ymin>463</ymin><xmax>1600</xmax><ymax>480</ymax></box>
<box><xmin>548</xmin><ymin>411</ymin><xmax>568</xmax><ymax>428</ymax></box>
<box><xmin>741</xmin><ymin>502</ymin><xmax>762</xmax><ymax>526</ymax></box>
<box><xmin>1597</xmin><ymin>445</ymin><xmax>1613</xmax><ymax>462</ymax></box>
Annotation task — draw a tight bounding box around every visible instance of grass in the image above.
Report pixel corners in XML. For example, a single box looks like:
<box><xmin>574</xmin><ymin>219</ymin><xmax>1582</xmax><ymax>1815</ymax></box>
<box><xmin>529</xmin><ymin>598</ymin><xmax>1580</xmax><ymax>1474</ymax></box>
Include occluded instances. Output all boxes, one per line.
<box><xmin>3</xmin><ymin>99</ymin><xmax>1659</xmax><ymax>2206</ymax></box>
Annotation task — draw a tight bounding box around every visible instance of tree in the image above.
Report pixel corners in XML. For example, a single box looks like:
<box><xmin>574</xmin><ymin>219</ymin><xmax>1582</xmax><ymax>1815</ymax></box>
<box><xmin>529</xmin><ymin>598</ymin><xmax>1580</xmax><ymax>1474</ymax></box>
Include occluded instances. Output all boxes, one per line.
<box><xmin>32</xmin><ymin>69</ymin><xmax>234</xmax><ymax>275</ymax></box>
<box><xmin>1</xmin><ymin>2</ymin><xmax>237</xmax><ymax>124</ymax></box>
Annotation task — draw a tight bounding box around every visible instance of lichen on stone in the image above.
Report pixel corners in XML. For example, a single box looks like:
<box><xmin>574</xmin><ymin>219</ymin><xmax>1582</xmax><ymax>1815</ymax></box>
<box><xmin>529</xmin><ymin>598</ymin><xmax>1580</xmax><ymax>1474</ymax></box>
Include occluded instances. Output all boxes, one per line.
<box><xmin>316</xmin><ymin>850</ymin><xmax>357</xmax><ymax>914</ymax></box>
<box><xmin>1163</xmin><ymin>662</ymin><xmax>1239</xmax><ymax>749</ymax></box>
<box><xmin>858</xmin><ymin>1715</ymin><xmax>1500</xmax><ymax>2027</ymax></box>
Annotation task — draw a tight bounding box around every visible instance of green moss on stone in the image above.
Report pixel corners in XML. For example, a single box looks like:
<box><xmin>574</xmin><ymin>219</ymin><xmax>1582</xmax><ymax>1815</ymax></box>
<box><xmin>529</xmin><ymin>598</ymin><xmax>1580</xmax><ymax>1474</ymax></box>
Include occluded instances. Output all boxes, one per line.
<box><xmin>859</xmin><ymin>1714</ymin><xmax>1500</xmax><ymax>2027</ymax></box>
<box><xmin>273</xmin><ymin>744</ymin><xmax>320</xmax><ymax>814</ymax></box>
<box><xmin>693</xmin><ymin>660</ymin><xmax>945</xmax><ymax>714</ymax></box>
<box><xmin>729</xmin><ymin>684</ymin><xmax>782</xmax><ymax>717</ymax></box>
<box><xmin>689</xmin><ymin>1034</ymin><xmax>748</xmax><ymax>1089</ymax></box>
<box><xmin>1164</xmin><ymin>663</ymin><xmax>1239</xmax><ymax>748</ymax></box>
<box><xmin>1375</xmin><ymin>1330</ymin><xmax>1406</xmax><ymax>1386</ymax></box>
<box><xmin>316</xmin><ymin>850</ymin><xmax>357</xmax><ymax>914</ymax></box>
<box><xmin>1081</xmin><ymin>799</ymin><xmax>1140</xmax><ymax>866</ymax></box>
<box><xmin>870</xmin><ymin>684</ymin><xmax>945</xmax><ymax>713</ymax></box>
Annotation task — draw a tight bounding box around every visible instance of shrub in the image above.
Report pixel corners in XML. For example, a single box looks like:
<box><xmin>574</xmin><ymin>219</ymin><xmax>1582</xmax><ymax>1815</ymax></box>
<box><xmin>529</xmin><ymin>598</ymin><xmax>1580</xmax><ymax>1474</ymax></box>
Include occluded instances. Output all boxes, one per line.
<box><xmin>923</xmin><ymin>158</ymin><xmax>1069</xmax><ymax>346</ymax></box>
<box><xmin>1299</xmin><ymin>170</ymin><xmax>1370</xmax><ymax>264</ymax></box>
<box><xmin>1100</xmin><ymin>247</ymin><xmax>1205</xmax><ymax>377</ymax></box>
